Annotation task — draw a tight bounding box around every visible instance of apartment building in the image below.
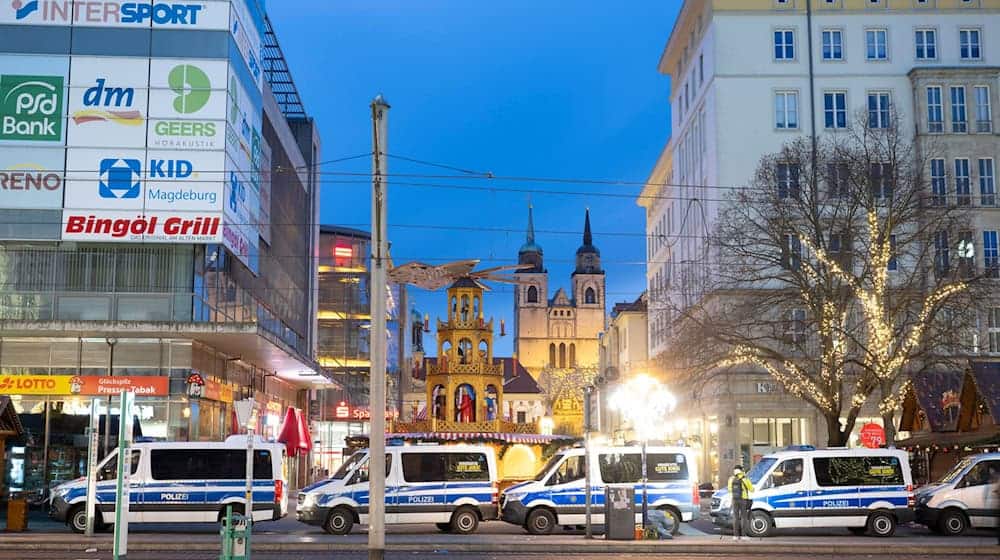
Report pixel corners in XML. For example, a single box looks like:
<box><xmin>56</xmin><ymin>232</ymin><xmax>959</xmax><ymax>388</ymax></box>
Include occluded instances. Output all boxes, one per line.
<box><xmin>640</xmin><ymin>0</ymin><xmax>1000</xmax><ymax>485</ymax></box>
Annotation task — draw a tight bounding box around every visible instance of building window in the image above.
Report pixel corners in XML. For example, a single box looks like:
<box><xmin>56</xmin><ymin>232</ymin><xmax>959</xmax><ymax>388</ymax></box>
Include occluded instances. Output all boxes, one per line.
<box><xmin>985</xmin><ymin>231</ymin><xmax>1000</xmax><ymax>278</ymax></box>
<box><xmin>974</xmin><ymin>86</ymin><xmax>992</xmax><ymax>133</ymax></box>
<box><xmin>870</xmin><ymin>162</ymin><xmax>893</xmax><ymax>200</ymax></box>
<box><xmin>777</xmin><ymin>162</ymin><xmax>801</xmax><ymax>199</ymax></box>
<box><xmin>822</xmin><ymin>29</ymin><xmax>843</xmax><ymax>60</ymax></box>
<box><xmin>559</xmin><ymin>343</ymin><xmax>566</xmax><ymax>368</ymax></box>
<box><xmin>958</xmin><ymin>230</ymin><xmax>975</xmax><ymax>277</ymax></box>
<box><xmin>775</xmin><ymin>91</ymin><xmax>799</xmax><ymax>129</ymax></box>
<box><xmin>951</xmin><ymin>86</ymin><xmax>968</xmax><ymax>133</ymax></box>
<box><xmin>926</xmin><ymin>86</ymin><xmax>943</xmax><ymax>132</ymax></box>
<box><xmin>548</xmin><ymin>343</ymin><xmax>556</xmax><ymax>368</ymax></box>
<box><xmin>988</xmin><ymin>308</ymin><xmax>1000</xmax><ymax>354</ymax></box>
<box><xmin>828</xmin><ymin>162</ymin><xmax>850</xmax><ymax>198</ymax></box>
<box><xmin>516</xmin><ymin>411</ymin><xmax>527</xmax><ymax>423</ymax></box>
<box><xmin>569</xmin><ymin>343</ymin><xmax>576</xmax><ymax>367</ymax></box>
<box><xmin>867</xmin><ymin>91</ymin><xmax>891</xmax><ymax>128</ymax></box>
<box><xmin>959</xmin><ymin>28</ymin><xmax>982</xmax><ymax>60</ymax></box>
<box><xmin>934</xmin><ymin>230</ymin><xmax>950</xmax><ymax>277</ymax></box>
<box><xmin>915</xmin><ymin>29</ymin><xmax>937</xmax><ymax>60</ymax></box>
<box><xmin>955</xmin><ymin>158</ymin><xmax>971</xmax><ymax>205</ymax></box>
<box><xmin>526</xmin><ymin>285</ymin><xmax>538</xmax><ymax>303</ymax></box>
<box><xmin>824</xmin><ymin>91</ymin><xmax>847</xmax><ymax>129</ymax></box>
<box><xmin>980</xmin><ymin>159</ymin><xmax>996</xmax><ymax>207</ymax></box>
<box><xmin>866</xmin><ymin>29</ymin><xmax>888</xmax><ymax>60</ymax></box>
<box><xmin>930</xmin><ymin>158</ymin><xmax>947</xmax><ymax>206</ymax></box>
<box><xmin>585</xmin><ymin>287</ymin><xmax>596</xmax><ymax>304</ymax></box>
<box><xmin>783</xmin><ymin>234</ymin><xmax>802</xmax><ymax>270</ymax></box>
<box><xmin>888</xmin><ymin>235</ymin><xmax>898</xmax><ymax>271</ymax></box>
<box><xmin>774</xmin><ymin>29</ymin><xmax>795</xmax><ymax>60</ymax></box>
<box><xmin>785</xmin><ymin>309</ymin><xmax>807</xmax><ymax>344</ymax></box>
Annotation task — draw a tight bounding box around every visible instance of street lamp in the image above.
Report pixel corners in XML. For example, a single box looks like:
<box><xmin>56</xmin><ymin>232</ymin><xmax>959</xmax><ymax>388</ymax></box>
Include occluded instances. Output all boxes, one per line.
<box><xmin>608</xmin><ymin>374</ymin><xmax>677</xmax><ymax>529</ymax></box>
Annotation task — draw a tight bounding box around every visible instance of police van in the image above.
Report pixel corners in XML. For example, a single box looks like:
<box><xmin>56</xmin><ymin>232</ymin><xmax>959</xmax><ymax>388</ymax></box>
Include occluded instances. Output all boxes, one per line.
<box><xmin>500</xmin><ymin>446</ymin><xmax>700</xmax><ymax>535</ymax></box>
<box><xmin>915</xmin><ymin>452</ymin><xmax>1000</xmax><ymax>535</ymax></box>
<box><xmin>296</xmin><ymin>444</ymin><xmax>498</xmax><ymax>535</ymax></box>
<box><xmin>709</xmin><ymin>447</ymin><xmax>914</xmax><ymax>537</ymax></box>
<box><xmin>50</xmin><ymin>436</ymin><xmax>288</xmax><ymax>533</ymax></box>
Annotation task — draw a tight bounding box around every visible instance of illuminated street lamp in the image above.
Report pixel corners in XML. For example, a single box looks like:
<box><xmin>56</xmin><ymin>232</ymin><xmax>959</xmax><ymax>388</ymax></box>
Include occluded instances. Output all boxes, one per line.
<box><xmin>609</xmin><ymin>374</ymin><xmax>677</xmax><ymax>528</ymax></box>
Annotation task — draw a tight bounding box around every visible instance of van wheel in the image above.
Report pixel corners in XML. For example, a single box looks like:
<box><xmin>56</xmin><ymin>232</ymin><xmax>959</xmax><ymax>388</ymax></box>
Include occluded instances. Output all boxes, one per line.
<box><xmin>435</xmin><ymin>522</ymin><xmax>452</xmax><ymax>533</ymax></box>
<box><xmin>866</xmin><ymin>511</ymin><xmax>896</xmax><ymax>537</ymax></box>
<box><xmin>68</xmin><ymin>504</ymin><xmax>88</xmax><ymax>534</ymax></box>
<box><xmin>660</xmin><ymin>507</ymin><xmax>682</xmax><ymax>536</ymax></box>
<box><xmin>324</xmin><ymin>507</ymin><xmax>354</xmax><ymax>535</ymax></box>
<box><xmin>937</xmin><ymin>509</ymin><xmax>967</xmax><ymax>536</ymax></box>
<box><xmin>746</xmin><ymin>510</ymin><xmax>772</xmax><ymax>538</ymax></box>
<box><xmin>450</xmin><ymin>506</ymin><xmax>480</xmax><ymax>534</ymax></box>
<box><xmin>526</xmin><ymin>508</ymin><xmax>556</xmax><ymax>535</ymax></box>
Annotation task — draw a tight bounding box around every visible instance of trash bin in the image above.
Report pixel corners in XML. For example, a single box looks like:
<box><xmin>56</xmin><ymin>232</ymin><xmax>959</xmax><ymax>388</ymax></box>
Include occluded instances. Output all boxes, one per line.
<box><xmin>6</xmin><ymin>492</ymin><xmax>28</xmax><ymax>532</ymax></box>
<box><xmin>604</xmin><ymin>484</ymin><xmax>635</xmax><ymax>540</ymax></box>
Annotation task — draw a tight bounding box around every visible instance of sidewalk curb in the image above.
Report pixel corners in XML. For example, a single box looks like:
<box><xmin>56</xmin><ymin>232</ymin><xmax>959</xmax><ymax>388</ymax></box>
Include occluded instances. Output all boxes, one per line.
<box><xmin>1</xmin><ymin>540</ymin><xmax>997</xmax><ymax>555</ymax></box>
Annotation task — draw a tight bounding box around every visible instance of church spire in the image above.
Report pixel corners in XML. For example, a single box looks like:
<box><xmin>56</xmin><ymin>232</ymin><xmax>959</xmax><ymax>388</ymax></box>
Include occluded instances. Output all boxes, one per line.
<box><xmin>575</xmin><ymin>208</ymin><xmax>601</xmax><ymax>273</ymax></box>
<box><xmin>582</xmin><ymin>208</ymin><xmax>592</xmax><ymax>246</ymax></box>
<box><xmin>518</xmin><ymin>202</ymin><xmax>544</xmax><ymax>272</ymax></box>
<box><xmin>527</xmin><ymin>203</ymin><xmax>536</xmax><ymax>245</ymax></box>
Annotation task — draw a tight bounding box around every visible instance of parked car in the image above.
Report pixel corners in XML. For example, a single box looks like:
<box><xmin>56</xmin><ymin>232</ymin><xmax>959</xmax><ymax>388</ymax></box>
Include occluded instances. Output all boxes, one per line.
<box><xmin>915</xmin><ymin>452</ymin><xmax>1000</xmax><ymax>535</ymax></box>
<box><xmin>710</xmin><ymin>446</ymin><xmax>914</xmax><ymax>537</ymax></box>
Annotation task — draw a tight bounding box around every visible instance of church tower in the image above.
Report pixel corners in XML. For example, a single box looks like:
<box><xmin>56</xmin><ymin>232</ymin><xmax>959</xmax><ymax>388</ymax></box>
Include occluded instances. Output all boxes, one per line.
<box><xmin>513</xmin><ymin>204</ymin><xmax>548</xmax><ymax>363</ymax></box>
<box><xmin>572</xmin><ymin>209</ymin><xmax>605</xmax><ymax>312</ymax></box>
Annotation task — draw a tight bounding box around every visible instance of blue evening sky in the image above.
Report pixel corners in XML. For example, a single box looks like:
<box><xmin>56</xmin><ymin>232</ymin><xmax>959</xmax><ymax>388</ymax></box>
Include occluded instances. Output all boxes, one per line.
<box><xmin>266</xmin><ymin>0</ymin><xmax>681</xmax><ymax>356</ymax></box>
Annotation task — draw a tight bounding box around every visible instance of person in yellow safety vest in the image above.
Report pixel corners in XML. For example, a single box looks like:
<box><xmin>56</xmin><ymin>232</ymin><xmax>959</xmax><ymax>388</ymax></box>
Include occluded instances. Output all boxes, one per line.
<box><xmin>727</xmin><ymin>465</ymin><xmax>755</xmax><ymax>541</ymax></box>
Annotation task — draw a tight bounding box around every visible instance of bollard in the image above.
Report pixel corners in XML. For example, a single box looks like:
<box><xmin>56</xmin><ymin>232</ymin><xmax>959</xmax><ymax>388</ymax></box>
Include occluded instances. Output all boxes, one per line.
<box><xmin>5</xmin><ymin>492</ymin><xmax>28</xmax><ymax>532</ymax></box>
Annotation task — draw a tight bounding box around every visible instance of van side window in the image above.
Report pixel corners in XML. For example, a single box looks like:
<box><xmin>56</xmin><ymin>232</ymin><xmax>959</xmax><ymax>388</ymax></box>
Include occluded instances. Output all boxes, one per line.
<box><xmin>647</xmin><ymin>453</ymin><xmax>689</xmax><ymax>482</ymax></box>
<box><xmin>97</xmin><ymin>451</ymin><xmax>140</xmax><ymax>482</ymax></box>
<box><xmin>599</xmin><ymin>453</ymin><xmax>642</xmax><ymax>484</ymax></box>
<box><xmin>769</xmin><ymin>459</ymin><xmax>803</xmax><ymax>487</ymax></box>
<box><xmin>354</xmin><ymin>455</ymin><xmax>392</xmax><ymax>484</ymax></box>
<box><xmin>958</xmin><ymin>460</ymin><xmax>1000</xmax><ymax>488</ymax></box>
<box><xmin>445</xmin><ymin>453</ymin><xmax>490</xmax><ymax>481</ymax></box>
<box><xmin>813</xmin><ymin>456</ymin><xmax>903</xmax><ymax>487</ymax></box>
<box><xmin>150</xmin><ymin>450</ymin><xmax>273</xmax><ymax>480</ymax></box>
<box><xmin>402</xmin><ymin>454</ymin><xmax>444</xmax><ymax>483</ymax></box>
<box><xmin>547</xmin><ymin>455</ymin><xmax>585</xmax><ymax>486</ymax></box>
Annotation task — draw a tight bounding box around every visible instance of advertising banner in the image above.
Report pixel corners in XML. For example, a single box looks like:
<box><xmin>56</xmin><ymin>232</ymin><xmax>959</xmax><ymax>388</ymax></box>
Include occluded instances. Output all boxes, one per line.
<box><xmin>230</xmin><ymin>0</ymin><xmax>263</xmax><ymax>92</ymax></box>
<box><xmin>68</xmin><ymin>57</ymin><xmax>150</xmax><ymax>148</ymax></box>
<box><xmin>147</xmin><ymin>58</ymin><xmax>228</xmax><ymax>151</ymax></box>
<box><xmin>64</xmin><ymin>148</ymin><xmax>147</xmax><ymax>210</ymax></box>
<box><xmin>62</xmin><ymin>209</ymin><xmax>222</xmax><ymax>242</ymax></box>
<box><xmin>0</xmin><ymin>1</ymin><xmax>230</xmax><ymax>30</ymax></box>
<box><xmin>258</xmin><ymin>138</ymin><xmax>271</xmax><ymax>244</ymax></box>
<box><xmin>0</xmin><ymin>146</ymin><xmax>65</xmax><ymax>209</ymax></box>
<box><xmin>0</xmin><ymin>374</ymin><xmax>169</xmax><ymax>396</ymax></box>
<box><xmin>223</xmin><ymin>67</ymin><xmax>262</xmax><ymax>274</ymax></box>
<box><xmin>223</xmin><ymin>155</ymin><xmax>259</xmax><ymax>274</ymax></box>
<box><xmin>144</xmin><ymin>149</ymin><xmax>226</xmax><ymax>212</ymax></box>
<box><xmin>0</xmin><ymin>54</ymin><xmax>69</xmax><ymax>145</ymax></box>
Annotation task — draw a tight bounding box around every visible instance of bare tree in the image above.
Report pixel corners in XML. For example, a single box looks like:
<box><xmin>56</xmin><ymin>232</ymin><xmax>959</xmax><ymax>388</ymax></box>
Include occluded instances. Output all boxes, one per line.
<box><xmin>661</xmin><ymin>112</ymin><xmax>980</xmax><ymax>446</ymax></box>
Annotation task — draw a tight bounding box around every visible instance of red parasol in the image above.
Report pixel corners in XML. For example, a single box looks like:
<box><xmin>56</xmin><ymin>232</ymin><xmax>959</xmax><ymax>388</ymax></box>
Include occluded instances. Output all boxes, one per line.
<box><xmin>295</xmin><ymin>408</ymin><xmax>313</xmax><ymax>453</ymax></box>
<box><xmin>277</xmin><ymin>407</ymin><xmax>312</xmax><ymax>457</ymax></box>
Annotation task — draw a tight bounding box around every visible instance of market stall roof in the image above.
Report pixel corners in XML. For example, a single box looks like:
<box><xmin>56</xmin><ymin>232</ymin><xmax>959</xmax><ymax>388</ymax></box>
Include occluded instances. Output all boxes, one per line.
<box><xmin>970</xmin><ymin>361</ymin><xmax>1000</xmax><ymax>424</ymax></box>
<box><xmin>908</xmin><ymin>370</ymin><xmax>965</xmax><ymax>431</ymax></box>
<box><xmin>0</xmin><ymin>396</ymin><xmax>23</xmax><ymax>437</ymax></box>
<box><xmin>897</xmin><ymin>425</ymin><xmax>1000</xmax><ymax>449</ymax></box>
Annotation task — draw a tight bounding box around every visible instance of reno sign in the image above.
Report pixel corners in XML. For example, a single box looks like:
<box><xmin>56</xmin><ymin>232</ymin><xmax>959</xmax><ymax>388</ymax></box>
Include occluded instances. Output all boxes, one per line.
<box><xmin>2</xmin><ymin>1</ymin><xmax>229</xmax><ymax>29</ymax></box>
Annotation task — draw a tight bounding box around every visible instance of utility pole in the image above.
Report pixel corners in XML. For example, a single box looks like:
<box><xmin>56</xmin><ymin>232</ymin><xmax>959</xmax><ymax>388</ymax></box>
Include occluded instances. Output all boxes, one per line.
<box><xmin>368</xmin><ymin>94</ymin><xmax>390</xmax><ymax>560</ymax></box>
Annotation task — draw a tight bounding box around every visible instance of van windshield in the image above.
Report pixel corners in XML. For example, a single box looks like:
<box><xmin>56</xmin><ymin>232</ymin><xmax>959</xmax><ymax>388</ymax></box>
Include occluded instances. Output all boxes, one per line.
<box><xmin>534</xmin><ymin>454</ymin><xmax>565</xmax><ymax>481</ymax></box>
<box><xmin>332</xmin><ymin>451</ymin><xmax>367</xmax><ymax>480</ymax></box>
<box><xmin>940</xmin><ymin>457</ymin><xmax>975</xmax><ymax>484</ymax></box>
<box><xmin>746</xmin><ymin>458</ymin><xmax>777</xmax><ymax>484</ymax></box>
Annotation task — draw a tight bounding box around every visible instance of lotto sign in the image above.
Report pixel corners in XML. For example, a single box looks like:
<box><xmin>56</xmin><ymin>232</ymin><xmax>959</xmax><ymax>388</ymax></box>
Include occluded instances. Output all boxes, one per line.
<box><xmin>147</xmin><ymin>59</ymin><xmax>228</xmax><ymax>150</ymax></box>
<box><xmin>0</xmin><ymin>375</ymin><xmax>168</xmax><ymax>396</ymax></box>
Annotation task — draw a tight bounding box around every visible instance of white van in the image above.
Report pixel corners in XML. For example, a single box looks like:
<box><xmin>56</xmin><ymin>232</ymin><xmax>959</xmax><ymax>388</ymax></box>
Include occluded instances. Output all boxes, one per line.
<box><xmin>296</xmin><ymin>444</ymin><xmax>498</xmax><ymax>535</ymax></box>
<box><xmin>49</xmin><ymin>436</ymin><xmax>288</xmax><ymax>533</ymax></box>
<box><xmin>710</xmin><ymin>447</ymin><xmax>914</xmax><ymax>537</ymax></box>
<box><xmin>915</xmin><ymin>452</ymin><xmax>1000</xmax><ymax>535</ymax></box>
<box><xmin>500</xmin><ymin>446</ymin><xmax>700</xmax><ymax>535</ymax></box>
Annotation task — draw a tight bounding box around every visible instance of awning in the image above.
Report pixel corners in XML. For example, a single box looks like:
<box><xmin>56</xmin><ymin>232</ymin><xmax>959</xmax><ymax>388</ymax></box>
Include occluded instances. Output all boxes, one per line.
<box><xmin>386</xmin><ymin>432</ymin><xmax>575</xmax><ymax>445</ymax></box>
<box><xmin>415</xmin><ymin>407</ymin><xmax>427</xmax><ymax>421</ymax></box>
<box><xmin>910</xmin><ymin>371</ymin><xmax>964</xmax><ymax>431</ymax></box>
<box><xmin>970</xmin><ymin>361</ymin><xmax>1000</xmax><ymax>424</ymax></box>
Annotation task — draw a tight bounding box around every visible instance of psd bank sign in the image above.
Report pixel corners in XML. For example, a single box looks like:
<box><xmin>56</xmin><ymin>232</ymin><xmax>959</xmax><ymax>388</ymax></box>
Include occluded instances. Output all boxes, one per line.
<box><xmin>2</xmin><ymin>1</ymin><xmax>229</xmax><ymax>29</ymax></box>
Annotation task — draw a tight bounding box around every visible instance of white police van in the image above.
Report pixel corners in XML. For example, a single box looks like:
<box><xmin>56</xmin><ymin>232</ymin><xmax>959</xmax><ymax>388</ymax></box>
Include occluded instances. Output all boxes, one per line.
<box><xmin>296</xmin><ymin>444</ymin><xmax>498</xmax><ymax>535</ymax></box>
<box><xmin>709</xmin><ymin>447</ymin><xmax>914</xmax><ymax>537</ymax></box>
<box><xmin>915</xmin><ymin>452</ymin><xmax>1000</xmax><ymax>535</ymax></box>
<box><xmin>50</xmin><ymin>436</ymin><xmax>288</xmax><ymax>533</ymax></box>
<box><xmin>500</xmin><ymin>446</ymin><xmax>700</xmax><ymax>535</ymax></box>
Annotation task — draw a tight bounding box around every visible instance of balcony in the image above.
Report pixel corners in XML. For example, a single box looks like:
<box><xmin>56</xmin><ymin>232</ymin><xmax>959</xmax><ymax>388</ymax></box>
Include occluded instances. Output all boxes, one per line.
<box><xmin>427</xmin><ymin>360</ymin><xmax>504</xmax><ymax>377</ymax></box>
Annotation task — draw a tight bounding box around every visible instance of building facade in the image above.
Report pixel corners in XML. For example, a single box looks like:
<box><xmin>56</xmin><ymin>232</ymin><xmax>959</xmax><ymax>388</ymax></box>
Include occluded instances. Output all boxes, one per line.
<box><xmin>0</xmin><ymin>1</ymin><xmax>322</xmax><ymax>494</ymax></box>
<box><xmin>642</xmin><ymin>0</ymin><xmax>1000</xmax><ymax>485</ymax></box>
<box><xmin>597</xmin><ymin>294</ymin><xmax>650</xmax><ymax>440</ymax></box>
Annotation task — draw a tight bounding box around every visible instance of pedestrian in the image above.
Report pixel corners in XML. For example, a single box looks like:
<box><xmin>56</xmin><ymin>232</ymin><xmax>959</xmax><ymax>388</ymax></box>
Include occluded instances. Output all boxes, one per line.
<box><xmin>647</xmin><ymin>509</ymin><xmax>674</xmax><ymax>540</ymax></box>
<box><xmin>728</xmin><ymin>464</ymin><xmax>754</xmax><ymax>541</ymax></box>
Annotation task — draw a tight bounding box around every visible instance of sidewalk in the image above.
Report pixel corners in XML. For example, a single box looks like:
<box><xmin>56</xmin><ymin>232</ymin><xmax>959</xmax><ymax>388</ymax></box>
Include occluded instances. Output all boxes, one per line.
<box><xmin>0</xmin><ymin>531</ymin><xmax>997</xmax><ymax>555</ymax></box>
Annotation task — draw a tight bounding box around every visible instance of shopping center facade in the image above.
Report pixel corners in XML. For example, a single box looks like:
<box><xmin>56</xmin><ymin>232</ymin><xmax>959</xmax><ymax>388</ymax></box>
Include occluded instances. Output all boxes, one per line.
<box><xmin>0</xmin><ymin>0</ymin><xmax>323</xmax><ymax>496</ymax></box>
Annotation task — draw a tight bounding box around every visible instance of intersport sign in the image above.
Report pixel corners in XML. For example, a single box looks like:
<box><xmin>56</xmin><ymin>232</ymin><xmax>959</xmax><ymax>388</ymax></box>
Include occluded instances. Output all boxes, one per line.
<box><xmin>2</xmin><ymin>1</ymin><xmax>229</xmax><ymax>29</ymax></box>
